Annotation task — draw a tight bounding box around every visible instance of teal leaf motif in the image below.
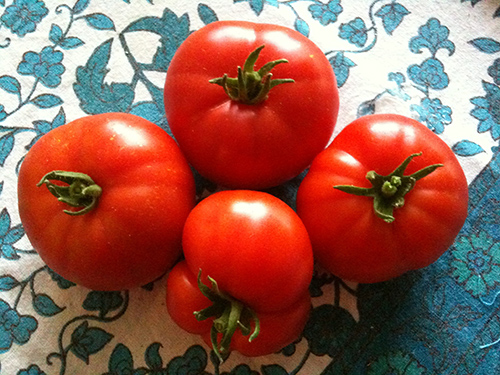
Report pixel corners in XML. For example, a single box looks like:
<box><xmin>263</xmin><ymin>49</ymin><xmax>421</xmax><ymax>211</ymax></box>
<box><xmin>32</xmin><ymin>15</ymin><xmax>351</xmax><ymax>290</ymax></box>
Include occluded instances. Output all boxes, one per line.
<box><xmin>48</xmin><ymin>268</ymin><xmax>76</xmax><ymax>290</ymax></box>
<box><xmin>452</xmin><ymin>140</ymin><xmax>485</xmax><ymax>156</ymax></box>
<box><xmin>357</xmin><ymin>99</ymin><xmax>376</xmax><ymax>117</ymax></box>
<box><xmin>295</xmin><ymin>18</ymin><xmax>310</xmax><ymax>37</ymax></box>
<box><xmin>0</xmin><ymin>75</ymin><xmax>21</xmax><ymax>94</ymax></box>
<box><xmin>59</xmin><ymin>37</ymin><xmax>85</xmax><ymax>50</ymax></box>
<box><xmin>30</xmin><ymin>94</ymin><xmax>63</xmax><ymax>109</ymax></box>
<box><xmin>261</xmin><ymin>365</ymin><xmax>288</xmax><ymax>375</ymax></box>
<box><xmin>106</xmin><ymin>344</ymin><xmax>134</xmax><ymax>375</ymax></box>
<box><xmin>469</xmin><ymin>38</ymin><xmax>500</xmax><ymax>54</ymax></box>
<box><xmin>145</xmin><ymin>343</ymin><xmax>163</xmax><ymax>370</ymax></box>
<box><xmin>49</xmin><ymin>24</ymin><xmax>63</xmax><ymax>44</ymax></box>
<box><xmin>166</xmin><ymin>345</ymin><xmax>208</xmax><ymax>374</ymax></box>
<box><xmin>329</xmin><ymin>52</ymin><xmax>356</xmax><ymax>88</ymax></box>
<box><xmin>222</xmin><ymin>364</ymin><xmax>259</xmax><ymax>375</ymax></box>
<box><xmin>198</xmin><ymin>4</ymin><xmax>218</xmax><ymax>25</ymax></box>
<box><xmin>83</xmin><ymin>291</ymin><xmax>124</xmax><ymax>318</ymax></box>
<box><xmin>33</xmin><ymin>294</ymin><xmax>65</xmax><ymax>317</ymax></box>
<box><xmin>73</xmin><ymin>0</ymin><xmax>90</xmax><ymax>14</ymax></box>
<box><xmin>122</xmin><ymin>9</ymin><xmax>191</xmax><ymax>72</ymax></box>
<box><xmin>74</xmin><ymin>39</ymin><xmax>135</xmax><ymax>114</ymax></box>
<box><xmin>447</xmin><ymin>305</ymin><xmax>483</xmax><ymax>330</ymax></box>
<box><xmin>0</xmin><ymin>275</ymin><xmax>18</xmax><ymax>291</ymax></box>
<box><xmin>234</xmin><ymin>0</ymin><xmax>265</xmax><ymax>16</ymax></box>
<box><xmin>303</xmin><ymin>304</ymin><xmax>356</xmax><ymax>357</ymax></box>
<box><xmin>375</xmin><ymin>2</ymin><xmax>410</xmax><ymax>35</ymax></box>
<box><xmin>0</xmin><ymin>134</ymin><xmax>14</xmax><ymax>167</ymax></box>
<box><xmin>70</xmin><ymin>321</ymin><xmax>114</xmax><ymax>364</ymax></box>
<box><xmin>83</xmin><ymin>13</ymin><xmax>116</xmax><ymax>31</ymax></box>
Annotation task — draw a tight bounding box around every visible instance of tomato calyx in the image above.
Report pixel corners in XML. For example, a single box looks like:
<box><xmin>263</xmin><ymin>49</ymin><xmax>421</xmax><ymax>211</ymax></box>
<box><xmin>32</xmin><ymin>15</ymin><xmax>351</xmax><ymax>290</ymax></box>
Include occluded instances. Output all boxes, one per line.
<box><xmin>37</xmin><ymin>171</ymin><xmax>102</xmax><ymax>216</ymax></box>
<box><xmin>209</xmin><ymin>45</ymin><xmax>295</xmax><ymax>105</ymax></box>
<box><xmin>334</xmin><ymin>153</ymin><xmax>443</xmax><ymax>223</ymax></box>
<box><xmin>194</xmin><ymin>270</ymin><xmax>260</xmax><ymax>362</ymax></box>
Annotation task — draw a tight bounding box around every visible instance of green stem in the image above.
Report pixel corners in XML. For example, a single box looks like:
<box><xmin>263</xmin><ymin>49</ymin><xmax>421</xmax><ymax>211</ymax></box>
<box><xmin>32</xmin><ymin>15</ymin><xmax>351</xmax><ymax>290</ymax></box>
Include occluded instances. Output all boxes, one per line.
<box><xmin>37</xmin><ymin>171</ymin><xmax>102</xmax><ymax>216</ymax></box>
<box><xmin>194</xmin><ymin>270</ymin><xmax>260</xmax><ymax>362</ymax></box>
<box><xmin>334</xmin><ymin>153</ymin><xmax>443</xmax><ymax>223</ymax></box>
<box><xmin>209</xmin><ymin>45</ymin><xmax>294</xmax><ymax>105</ymax></box>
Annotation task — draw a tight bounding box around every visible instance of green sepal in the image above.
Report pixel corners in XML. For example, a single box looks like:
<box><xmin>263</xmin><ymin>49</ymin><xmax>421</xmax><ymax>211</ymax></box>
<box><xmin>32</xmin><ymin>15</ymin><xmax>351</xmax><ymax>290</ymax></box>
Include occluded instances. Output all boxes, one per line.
<box><xmin>209</xmin><ymin>45</ymin><xmax>294</xmax><ymax>105</ymax></box>
<box><xmin>37</xmin><ymin>170</ymin><xmax>102</xmax><ymax>216</ymax></box>
<box><xmin>334</xmin><ymin>153</ymin><xmax>443</xmax><ymax>223</ymax></box>
<box><xmin>194</xmin><ymin>270</ymin><xmax>260</xmax><ymax>363</ymax></box>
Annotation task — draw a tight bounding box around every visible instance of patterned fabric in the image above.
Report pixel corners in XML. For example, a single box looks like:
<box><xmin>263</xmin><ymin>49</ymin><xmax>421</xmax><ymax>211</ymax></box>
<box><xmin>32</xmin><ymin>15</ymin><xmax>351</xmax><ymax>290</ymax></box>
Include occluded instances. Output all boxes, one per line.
<box><xmin>0</xmin><ymin>0</ymin><xmax>499</xmax><ymax>374</ymax></box>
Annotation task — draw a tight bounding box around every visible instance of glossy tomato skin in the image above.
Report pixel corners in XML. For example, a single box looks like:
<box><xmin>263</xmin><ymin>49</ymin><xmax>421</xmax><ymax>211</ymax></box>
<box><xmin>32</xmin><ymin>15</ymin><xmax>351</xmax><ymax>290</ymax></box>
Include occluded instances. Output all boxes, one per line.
<box><xmin>18</xmin><ymin>113</ymin><xmax>196</xmax><ymax>291</ymax></box>
<box><xmin>183</xmin><ymin>190</ymin><xmax>314</xmax><ymax>313</ymax></box>
<box><xmin>296</xmin><ymin>114</ymin><xmax>469</xmax><ymax>283</ymax></box>
<box><xmin>166</xmin><ymin>190</ymin><xmax>313</xmax><ymax>356</ymax></box>
<box><xmin>164</xmin><ymin>20</ymin><xmax>339</xmax><ymax>189</ymax></box>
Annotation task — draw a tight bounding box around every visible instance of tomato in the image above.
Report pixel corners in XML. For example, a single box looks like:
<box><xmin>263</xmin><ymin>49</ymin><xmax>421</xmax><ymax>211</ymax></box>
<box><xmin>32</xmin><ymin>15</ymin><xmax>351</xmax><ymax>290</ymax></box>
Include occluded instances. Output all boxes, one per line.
<box><xmin>164</xmin><ymin>20</ymin><xmax>338</xmax><ymax>189</ymax></box>
<box><xmin>18</xmin><ymin>113</ymin><xmax>196</xmax><ymax>291</ymax></box>
<box><xmin>296</xmin><ymin>114</ymin><xmax>469</xmax><ymax>283</ymax></box>
<box><xmin>166</xmin><ymin>190</ymin><xmax>313</xmax><ymax>359</ymax></box>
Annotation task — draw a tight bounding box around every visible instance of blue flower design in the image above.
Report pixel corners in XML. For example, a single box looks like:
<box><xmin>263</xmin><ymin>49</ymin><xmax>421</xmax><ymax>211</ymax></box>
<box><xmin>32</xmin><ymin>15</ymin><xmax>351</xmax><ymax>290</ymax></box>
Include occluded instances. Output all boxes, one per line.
<box><xmin>451</xmin><ymin>231</ymin><xmax>500</xmax><ymax>297</ymax></box>
<box><xmin>409</xmin><ymin>18</ymin><xmax>455</xmax><ymax>57</ymax></box>
<box><xmin>309</xmin><ymin>0</ymin><xmax>343</xmax><ymax>26</ymax></box>
<box><xmin>408</xmin><ymin>58</ymin><xmax>449</xmax><ymax>91</ymax></box>
<box><xmin>0</xmin><ymin>299</ymin><xmax>37</xmax><ymax>353</ymax></box>
<box><xmin>470</xmin><ymin>81</ymin><xmax>500</xmax><ymax>140</ymax></box>
<box><xmin>488</xmin><ymin>58</ymin><xmax>500</xmax><ymax>86</ymax></box>
<box><xmin>0</xmin><ymin>104</ymin><xmax>6</xmax><ymax>122</ymax></box>
<box><xmin>0</xmin><ymin>0</ymin><xmax>48</xmax><ymax>37</ymax></box>
<box><xmin>339</xmin><ymin>17</ymin><xmax>368</xmax><ymax>47</ymax></box>
<box><xmin>18</xmin><ymin>46</ymin><xmax>65</xmax><ymax>88</ymax></box>
<box><xmin>17</xmin><ymin>364</ymin><xmax>46</xmax><ymax>375</ymax></box>
<box><xmin>0</xmin><ymin>208</ymin><xmax>24</xmax><ymax>260</ymax></box>
<box><xmin>411</xmin><ymin>98</ymin><xmax>452</xmax><ymax>133</ymax></box>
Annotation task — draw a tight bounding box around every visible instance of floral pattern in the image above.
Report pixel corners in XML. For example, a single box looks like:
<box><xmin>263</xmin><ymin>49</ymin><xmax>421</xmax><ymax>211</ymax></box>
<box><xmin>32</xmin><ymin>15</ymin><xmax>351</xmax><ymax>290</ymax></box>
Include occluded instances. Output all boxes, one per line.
<box><xmin>1</xmin><ymin>0</ymin><xmax>48</xmax><ymax>37</ymax></box>
<box><xmin>0</xmin><ymin>0</ymin><xmax>499</xmax><ymax>374</ymax></box>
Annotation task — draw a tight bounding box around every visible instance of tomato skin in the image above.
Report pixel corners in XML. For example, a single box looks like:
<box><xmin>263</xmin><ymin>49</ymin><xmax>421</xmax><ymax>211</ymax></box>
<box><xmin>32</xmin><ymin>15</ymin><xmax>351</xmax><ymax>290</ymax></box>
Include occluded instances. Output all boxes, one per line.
<box><xmin>183</xmin><ymin>190</ymin><xmax>313</xmax><ymax>313</ymax></box>
<box><xmin>296</xmin><ymin>114</ymin><xmax>469</xmax><ymax>283</ymax></box>
<box><xmin>18</xmin><ymin>113</ymin><xmax>196</xmax><ymax>291</ymax></box>
<box><xmin>166</xmin><ymin>191</ymin><xmax>313</xmax><ymax>357</ymax></box>
<box><xmin>164</xmin><ymin>20</ymin><xmax>338</xmax><ymax>189</ymax></box>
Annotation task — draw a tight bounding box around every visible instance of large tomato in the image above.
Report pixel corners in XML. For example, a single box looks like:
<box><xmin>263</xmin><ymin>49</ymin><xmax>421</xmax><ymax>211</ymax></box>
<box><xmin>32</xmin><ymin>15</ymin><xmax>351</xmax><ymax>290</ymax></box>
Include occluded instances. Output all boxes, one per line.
<box><xmin>166</xmin><ymin>190</ymin><xmax>313</xmax><ymax>359</ymax></box>
<box><xmin>296</xmin><ymin>114</ymin><xmax>469</xmax><ymax>283</ymax></box>
<box><xmin>18</xmin><ymin>113</ymin><xmax>196</xmax><ymax>291</ymax></box>
<box><xmin>164</xmin><ymin>20</ymin><xmax>338</xmax><ymax>189</ymax></box>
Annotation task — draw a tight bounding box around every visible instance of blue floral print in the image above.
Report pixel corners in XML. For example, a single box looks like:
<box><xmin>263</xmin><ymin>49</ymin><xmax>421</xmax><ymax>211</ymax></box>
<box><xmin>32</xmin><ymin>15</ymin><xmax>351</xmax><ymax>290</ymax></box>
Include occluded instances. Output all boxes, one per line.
<box><xmin>309</xmin><ymin>0</ymin><xmax>343</xmax><ymax>26</ymax></box>
<box><xmin>17</xmin><ymin>46</ymin><xmax>65</xmax><ymax>88</ymax></box>
<box><xmin>17</xmin><ymin>364</ymin><xmax>47</xmax><ymax>375</ymax></box>
<box><xmin>339</xmin><ymin>17</ymin><xmax>368</xmax><ymax>47</ymax></box>
<box><xmin>411</xmin><ymin>97</ymin><xmax>452</xmax><ymax>133</ymax></box>
<box><xmin>0</xmin><ymin>299</ymin><xmax>37</xmax><ymax>353</ymax></box>
<box><xmin>1</xmin><ymin>0</ymin><xmax>48</xmax><ymax>37</ymax></box>
<box><xmin>471</xmin><ymin>82</ymin><xmax>500</xmax><ymax>140</ymax></box>
<box><xmin>408</xmin><ymin>58</ymin><xmax>449</xmax><ymax>91</ymax></box>
<box><xmin>488</xmin><ymin>58</ymin><xmax>500</xmax><ymax>85</ymax></box>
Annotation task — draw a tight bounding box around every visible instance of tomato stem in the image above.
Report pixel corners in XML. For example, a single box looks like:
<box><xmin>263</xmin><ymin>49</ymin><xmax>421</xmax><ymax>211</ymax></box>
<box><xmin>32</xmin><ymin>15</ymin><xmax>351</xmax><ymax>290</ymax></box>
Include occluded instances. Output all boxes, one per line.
<box><xmin>37</xmin><ymin>171</ymin><xmax>102</xmax><ymax>216</ymax></box>
<box><xmin>194</xmin><ymin>270</ymin><xmax>260</xmax><ymax>362</ymax></box>
<box><xmin>334</xmin><ymin>153</ymin><xmax>443</xmax><ymax>223</ymax></box>
<box><xmin>209</xmin><ymin>45</ymin><xmax>294</xmax><ymax>105</ymax></box>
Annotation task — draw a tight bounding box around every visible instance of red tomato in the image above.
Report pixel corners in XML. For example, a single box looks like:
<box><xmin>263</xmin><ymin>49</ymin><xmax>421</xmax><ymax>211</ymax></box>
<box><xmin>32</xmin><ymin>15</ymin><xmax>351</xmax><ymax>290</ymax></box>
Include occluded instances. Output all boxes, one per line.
<box><xmin>18</xmin><ymin>113</ymin><xmax>196</xmax><ymax>291</ymax></box>
<box><xmin>166</xmin><ymin>190</ymin><xmax>313</xmax><ymax>358</ymax></box>
<box><xmin>296</xmin><ymin>114</ymin><xmax>469</xmax><ymax>283</ymax></box>
<box><xmin>164</xmin><ymin>20</ymin><xmax>339</xmax><ymax>189</ymax></box>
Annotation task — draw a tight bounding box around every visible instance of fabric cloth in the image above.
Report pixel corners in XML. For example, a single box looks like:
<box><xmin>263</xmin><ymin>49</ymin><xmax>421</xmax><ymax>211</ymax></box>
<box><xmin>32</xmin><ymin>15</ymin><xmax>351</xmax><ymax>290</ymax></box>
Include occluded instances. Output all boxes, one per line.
<box><xmin>0</xmin><ymin>0</ymin><xmax>499</xmax><ymax>374</ymax></box>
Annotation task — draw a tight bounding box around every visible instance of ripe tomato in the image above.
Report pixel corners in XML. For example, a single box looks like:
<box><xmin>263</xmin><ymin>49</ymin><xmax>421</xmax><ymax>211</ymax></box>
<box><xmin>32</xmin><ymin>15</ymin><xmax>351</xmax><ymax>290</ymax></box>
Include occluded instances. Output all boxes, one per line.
<box><xmin>164</xmin><ymin>20</ymin><xmax>338</xmax><ymax>189</ymax></box>
<box><xmin>18</xmin><ymin>113</ymin><xmax>196</xmax><ymax>291</ymax></box>
<box><xmin>166</xmin><ymin>190</ymin><xmax>313</xmax><ymax>359</ymax></box>
<box><xmin>296</xmin><ymin>114</ymin><xmax>469</xmax><ymax>283</ymax></box>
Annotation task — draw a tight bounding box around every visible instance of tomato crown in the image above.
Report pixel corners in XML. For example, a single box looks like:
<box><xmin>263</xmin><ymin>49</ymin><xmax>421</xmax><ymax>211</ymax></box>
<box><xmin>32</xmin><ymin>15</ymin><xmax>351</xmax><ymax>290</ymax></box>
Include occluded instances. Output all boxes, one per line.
<box><xmin>334</xmin><ymin>152</ymin><xmax>443</xmax><ymax>223</ymax></box>
<box><xmin>209</xmin><ymin>45</ymin><xmax>294</xmax><ymax>105</ymax></box>
<box><xmin>37</xmin><ymin>170</ymin><xmax>102</xmax><ymax>216</ymax></box>
<box><xmin>194</xmin><ymin>270</ymin><xmax>260</xmax><ymax>362</ymax></box>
